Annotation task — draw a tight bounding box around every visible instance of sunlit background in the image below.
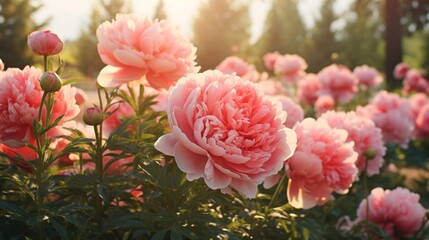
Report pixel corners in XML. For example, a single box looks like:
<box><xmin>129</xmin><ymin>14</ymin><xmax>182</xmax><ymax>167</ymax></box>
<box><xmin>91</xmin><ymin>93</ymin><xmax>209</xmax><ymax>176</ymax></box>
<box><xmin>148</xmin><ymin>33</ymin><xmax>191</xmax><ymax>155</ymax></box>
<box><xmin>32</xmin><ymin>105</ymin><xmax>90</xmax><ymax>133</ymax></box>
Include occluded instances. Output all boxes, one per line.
<box><xmin>1</xmin><ymin>0</ymin><xmax>427</xmax><ymax>89</ymax></box>
<box><xmin>33</xmin><ymin>0</ymin><xmax>352</xmax><ymax>42</ymax></box>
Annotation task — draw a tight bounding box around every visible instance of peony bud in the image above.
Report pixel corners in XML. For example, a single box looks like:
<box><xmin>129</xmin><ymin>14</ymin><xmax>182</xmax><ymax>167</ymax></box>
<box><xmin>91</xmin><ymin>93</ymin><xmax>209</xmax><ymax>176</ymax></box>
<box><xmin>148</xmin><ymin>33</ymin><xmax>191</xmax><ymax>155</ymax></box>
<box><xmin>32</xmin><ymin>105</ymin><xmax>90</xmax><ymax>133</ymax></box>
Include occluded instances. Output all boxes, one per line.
<box><xmin>83</xmin><ymin>106</ymin><xmax>103</xmax><ymax>126</ymax></box>
<box><xmin>27</xmin><ymin>30</ymin><xmax>64</xmax><ymax>56</ymax></box>
<box><xmin>40</xmin><ymin>71</ymin><xmax>62</xmax><ymax>92</ymax></box>
<box><xmin>0</xmin><ymin>58</ymin><xmax>4</xmax><ymax>71</ymax></box>
<box><xmin>364</xmin><ymin>148</ymin><xmax>376</xmax><ymax>160</ymax></box>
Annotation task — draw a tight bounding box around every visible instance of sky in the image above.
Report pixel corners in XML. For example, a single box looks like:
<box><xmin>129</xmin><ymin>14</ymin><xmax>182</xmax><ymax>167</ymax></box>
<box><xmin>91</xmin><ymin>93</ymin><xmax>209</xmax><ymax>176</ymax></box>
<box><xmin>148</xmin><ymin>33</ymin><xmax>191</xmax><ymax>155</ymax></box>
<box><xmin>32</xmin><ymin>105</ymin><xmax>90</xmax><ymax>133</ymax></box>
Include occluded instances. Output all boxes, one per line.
<box><xmin>34</xmin><ymin>0</ymin><xmax>354</xmax><ymax>43</ymax></box>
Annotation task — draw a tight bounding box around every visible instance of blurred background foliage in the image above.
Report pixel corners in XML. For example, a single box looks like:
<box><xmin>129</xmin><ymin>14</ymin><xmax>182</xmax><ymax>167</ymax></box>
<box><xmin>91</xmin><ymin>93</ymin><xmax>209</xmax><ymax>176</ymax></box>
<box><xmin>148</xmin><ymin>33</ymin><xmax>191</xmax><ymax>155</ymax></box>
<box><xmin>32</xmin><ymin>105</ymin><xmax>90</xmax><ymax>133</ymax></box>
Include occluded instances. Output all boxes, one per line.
<box><xmin>2</xmin><ymin>0</ymin><xmax>429</xmax><ymax>88</ymax></box>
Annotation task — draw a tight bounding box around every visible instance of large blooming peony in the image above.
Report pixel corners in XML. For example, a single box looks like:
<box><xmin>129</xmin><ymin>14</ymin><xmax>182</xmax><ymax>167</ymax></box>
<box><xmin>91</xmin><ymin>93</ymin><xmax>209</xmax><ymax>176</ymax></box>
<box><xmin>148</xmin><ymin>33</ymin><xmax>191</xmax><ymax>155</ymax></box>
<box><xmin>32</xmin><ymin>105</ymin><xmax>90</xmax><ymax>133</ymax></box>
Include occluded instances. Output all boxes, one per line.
<box><xmin>357</xmin><ymin>90</ymin><xmax>413</xmax><ymax>148</ymax></box>
<box><xmin>318</xmin><ymin>64</ymin><xmax>358</xmax><ymax>104</ymax></box>
<box><xmin>96</xmin><ymin>14</ymin><xmax>198</xmax><ymax>89</ymax></box>
<box><xmin>0</xmin><ymin>66</ymin><xmax>79</xmax><ymax>149</ymax></box>
<box><xmin>320</xmin><ymin>111</ymin><xmax>385</xmax><ymax>176</ymax></box>
<box><xmin>155</xmin><ymin>70</ymin><xmax>297</xmax><ymax>198</ymax></box>
<box><xmin>285</xmin><ymin>118</ymin><xmax>358</xmax><ymax>209</ymax></box>
<box><xmin>356</xmin><ymin>187</ymin><xmax>426</xmax><ymax>239</ymax></box>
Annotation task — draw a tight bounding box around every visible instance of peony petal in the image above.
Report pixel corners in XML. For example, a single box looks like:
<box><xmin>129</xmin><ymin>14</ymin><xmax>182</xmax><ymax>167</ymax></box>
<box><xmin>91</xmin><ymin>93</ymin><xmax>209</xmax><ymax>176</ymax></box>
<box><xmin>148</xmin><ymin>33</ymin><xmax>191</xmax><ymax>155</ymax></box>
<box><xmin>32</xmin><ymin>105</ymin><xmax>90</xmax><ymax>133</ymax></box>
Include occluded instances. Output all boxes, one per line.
<box><xmin>204</xmin><ymin>161</ymin><xmax>231</xmax><ymax>189</ymax></box>
<box><xmin>113</xmin><ymin>49</ymin><xmax>147</xmax><ymax>68</ymax></box>
<box><xmin>287</xmin><ymin>179</ymin><xmax>317</xmax><ymax>209</ymax></box>
<box><xmin>174</xmin><ymin>141</ymin><xmax>207</xmax><ymax>178</ymax></box>
<box><xmin>154</xmin><ymin>133</ymin><xmax>177</xmax><ymax>156</ymax></box>
<box><xmin>97</xmin><ymin>66</ymin><xmax>147</xmax><ymax>88</ymax></box>
<box><xmin>147</xmin><ymin>58</ymin><xmax>177</xmax><ymax>73</ymax></box>
<box><xmin>230</xmin><ymin>179</ymin><xmax>258</xmax><ymax>198</ymax></box>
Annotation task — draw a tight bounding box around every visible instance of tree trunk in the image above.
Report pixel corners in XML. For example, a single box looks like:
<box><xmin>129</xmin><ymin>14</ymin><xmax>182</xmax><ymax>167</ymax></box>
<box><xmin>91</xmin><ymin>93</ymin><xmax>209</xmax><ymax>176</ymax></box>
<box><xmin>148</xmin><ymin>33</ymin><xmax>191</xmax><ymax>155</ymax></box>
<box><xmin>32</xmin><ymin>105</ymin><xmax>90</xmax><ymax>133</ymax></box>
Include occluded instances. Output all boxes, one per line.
<box><xmin>385</xmin><ymin>0</ymin><xmax>402</xmax><ymax>90</ymax></box>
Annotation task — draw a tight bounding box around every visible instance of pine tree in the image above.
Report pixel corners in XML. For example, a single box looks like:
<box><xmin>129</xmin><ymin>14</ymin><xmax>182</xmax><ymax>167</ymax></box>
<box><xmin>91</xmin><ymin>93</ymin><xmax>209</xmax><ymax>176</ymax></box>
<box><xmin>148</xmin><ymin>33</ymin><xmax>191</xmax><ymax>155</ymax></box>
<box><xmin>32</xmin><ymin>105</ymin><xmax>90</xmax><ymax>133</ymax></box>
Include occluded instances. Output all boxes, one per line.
<box><xmin>338</xmin><ymin>0</ymin><xmax>384</xmax><ymax>70</ymax></box>
<box><xmin>154</xmin><ymin>0</ymin><xmax>167</xmax><ymax>20</ymax></box>
<box><xmin>255</xmin><ymin>0</ymin><xmax>307</xmax><ymax>56</ymax></box>
<box><xmin>74</xmin><ymin>0</ymin><xmax>130</xmax><ymax>78</ymax></box>
<box><xmin>0</xmin><ymin>0</ymin><xmax>47</xmax><ymax>69</ymax></box>
<box><xmin>306</xmin><ymin>0</ymin><xmax>338</xmax><ymax>72</ymax></box>
<box><xmin>193</xmin><ymin>0</ymin><xmax>251</xmax><ymax>71</ymax></box>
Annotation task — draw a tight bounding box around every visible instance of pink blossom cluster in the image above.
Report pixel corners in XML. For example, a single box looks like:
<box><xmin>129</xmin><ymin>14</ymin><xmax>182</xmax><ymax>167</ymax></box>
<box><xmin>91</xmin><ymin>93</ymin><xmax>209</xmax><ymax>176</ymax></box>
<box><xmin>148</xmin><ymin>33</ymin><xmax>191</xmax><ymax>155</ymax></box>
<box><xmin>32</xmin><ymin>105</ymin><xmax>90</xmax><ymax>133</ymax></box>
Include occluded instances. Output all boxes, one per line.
<box><xmin>215</xmin><ymin>56</ymin><xmax>260</xmax><ymax>82</ymax></box>
<box><xmin>318</xmin><ymin>64</ymin><xmax>358</xmax><ymax>104</ymax></box>
<box><xmin>353</xmin><ymin>65</ymin><xmax>382</xmax><ymax>88</ymax></box>
<box><xmin>285</xmin><ymin>118</ymin><xmax>358</xmax><ymax>209</ymax></box>
<box><xmin>0</xmin><ymin>66</ymin><xmax>79</xmax><ymax>150</ymax></box>
<box><xmin>357</xmin><ymin>90</ymin><xmax>413</xmax><ymax>148</ymax></box>
<box><xmin>155</xmin><ymin>70</ymin><xmax>297</xmax><ymax>198</ymax></box>
<box><xmin>263</xmin><ymin>52</ymin><xmax>308</xmax><ymax>83</ymax></box>
<box><xmin>356</xmin><ymin>187</ymin><xmax>426</xmax><ymax>239</ymax></box>
<box><xmin>409</xmin><ymin>93</ymin><xmax>429</xmax><ymax>138</ymax></box>
<box><xmin>402</xmin><ymin>69</ymin><xmax>429</xmax><ymax>95</ymax></box>
<box><xmin>96</xmin><ymin>14</ymin><xmax>198</xmax><ymax>89</ymax></box>
<box><xmin>320</xmin><ymin>111</ymin><xmax>386</xmax><ymax>176</ymax></box>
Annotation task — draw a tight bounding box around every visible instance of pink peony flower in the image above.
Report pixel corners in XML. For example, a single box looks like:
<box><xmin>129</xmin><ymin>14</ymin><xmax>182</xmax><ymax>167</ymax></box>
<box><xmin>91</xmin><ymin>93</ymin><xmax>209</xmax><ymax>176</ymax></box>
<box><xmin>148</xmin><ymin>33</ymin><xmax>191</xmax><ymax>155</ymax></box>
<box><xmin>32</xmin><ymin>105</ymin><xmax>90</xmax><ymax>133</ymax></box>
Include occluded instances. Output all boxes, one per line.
<box><xmin>409</xmin><ymin>93</ymin><xmax>429</xmax><ymax>138</ymax></box>
<box><xmin>96</xmin><ymin>14</ymin><xmax>198</xmax><ymax>89</ymax></box>
<box><xmin>0</xmin><ymin>58</ymin><xmax>4</xmax><ymax>71</ymax></box>
<box><xmin>155</xmin><ymin>70</ymin><xmax>297</xmax><ymax>198</ymax></box>
<box><xmin>74</xmin><ymin>88</ymin><xmax>89</xmax><ymax>106</ymax></box>
<box><xmin>320</xmin><ymin>111</ymin><xmax>386</xmax><ymax>176</ymax></box>
<box><xmin>415</xmin><ymin>103</ymin><xmax>429</xmax><ymax>137</ymax></box>
<box><xmin>256</xmin><ymin>78</ymin><xmax>288</xmax><ymax>96</ymax></box>
<box><xmin>402</xmin><ymin>69</ymin><xmax>429</xmax><ymax>95</ymax></box>
<box><xmin>314</xmin><ymin>95</ymin><xmax>335</xmax><ymax>116</ymax></box>
<box><xmin>263</xmin><ymin>52</ymin><xmax>281</xmax><ymax>70</ymax></box>
<box><xmin>318</xmin><ymin>64</ymin><xmax>358</xmax><ymax>104</ymax></box>
<box><xmin>273</xmin><ymin>54</ymin><xmax>308</xmax><ymax>83</ymax></box>
<box><xmin>393</xmin><ymin>62</ymin><xmax>410</xmax><ymax>79</ymax></box>
<box><xmin>353</xmin><ymin>65</ymin><xmax>382</xmax><ymax>88</ymax></box>
<box><xmin>27</xmin><ymin>30</ymin><xmax>64</xmax><ymax>56</ymax></box>
<box><xmin>285</xmin><ymin>118</ymin><xmax>358</xmax><ymax>209</ymax></box>
<box><xmin>297</xmin><ymin>73</ymin><xmax>322</xmax><ymax>105</ymax></box>
<box><xmin>409</xmin><ymin>93</ymin><xmax>429</xmax><ymax>119</ymax></box>
<box><xmin>356</xmin><ymin>187</ymin><xmax>426</xmax><ymax>239</ymax></box>
<box><xmin>357</xmin><ymin>90</ymin><xmax>413</xmax><ymax>148</ymax></box>
<box><xmin>216</xmin><ymin>56</ymin><xmax>260</xmax><ymax>82</ymax></box>
<box><xmin>0</xmin><ymin>66</ymin><xmax>79</xmax><ymax>148</ymax></box>
<box><xmin>271</xmin><ymin>95</ymin><xmax>304</xmax><ymax>128</ymax></box>
<box><xmin>103</xmin><ymin>101</ymin><xmax>135</xmax><ymax>136</ymax></box>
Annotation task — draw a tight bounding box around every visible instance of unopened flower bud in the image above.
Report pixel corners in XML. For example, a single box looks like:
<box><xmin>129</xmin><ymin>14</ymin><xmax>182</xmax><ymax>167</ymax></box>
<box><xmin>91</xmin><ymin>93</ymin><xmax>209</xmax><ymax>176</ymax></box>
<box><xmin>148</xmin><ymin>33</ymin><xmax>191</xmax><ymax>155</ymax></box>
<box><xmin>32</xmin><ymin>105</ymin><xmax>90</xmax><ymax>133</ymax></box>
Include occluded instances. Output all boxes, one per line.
<box><xmin>27</xmin><ymin>30</ymin><xmax>64</xmax><ymax>56</ymax></box>
<box><xmin>364</xmin><ymin>148</ymin><xmax>376</xmax><ymax>160</ymax></box>
<box><xmin>83</xmin><ymin>106</ymin><xmax>103</xmax><ymax>126</ymax></box>
<box><xmin>40</xmin><ymin>71</ymin><xmax>62</xmax><ymax>92</ymax></box>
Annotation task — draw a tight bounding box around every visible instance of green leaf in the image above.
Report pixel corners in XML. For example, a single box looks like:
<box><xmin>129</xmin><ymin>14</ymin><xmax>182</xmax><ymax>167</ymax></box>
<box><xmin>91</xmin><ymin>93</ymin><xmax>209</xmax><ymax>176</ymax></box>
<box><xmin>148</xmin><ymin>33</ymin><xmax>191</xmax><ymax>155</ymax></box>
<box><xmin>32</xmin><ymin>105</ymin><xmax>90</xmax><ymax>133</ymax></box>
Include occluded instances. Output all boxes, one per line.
<box><xmin>170</xmin><ymin>230</ymin><xmax>183</xmax><ymax>240</ymax></box>
<box><xmin>61</xmin><ymin>78</ymin><xmax>82</xmax><ymax>86</ymax></box>
<box><xmin>0</xmin><ymin>200</ymin><xmax>28</xmax><ymax>220</ymax></box>
<box><xmin>96</xmin><ymin>184</ymin><xmax>109</xmax><ymax>203</ymax></box>
<box><xmin>51</xmin><ymin>218</ymin><xmax>69</xmax><ymax>240</ymax></box>
<box><xmin>151</xmin><ymin>229</ymin><xmax>168</xmax><ymax>240</ymax></box>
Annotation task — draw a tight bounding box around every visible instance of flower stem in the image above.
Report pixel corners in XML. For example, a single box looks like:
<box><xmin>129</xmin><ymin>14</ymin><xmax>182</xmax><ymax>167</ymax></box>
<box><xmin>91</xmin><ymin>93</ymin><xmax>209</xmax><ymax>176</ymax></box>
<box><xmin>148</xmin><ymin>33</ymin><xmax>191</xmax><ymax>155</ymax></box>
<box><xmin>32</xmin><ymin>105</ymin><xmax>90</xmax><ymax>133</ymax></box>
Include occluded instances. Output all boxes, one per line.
<box><xmin>266</xmin><ymin>174</ymin><xmax>286</xmax><ymax>213</ymax></box>
<box><xmin>364</xmin><ymin>157</ymin><xmax>369</xmax><ymax>239</ymax></box>
<box><xmin>93</xmin><ymin>124</ymin><xmax>104</xmax><ymax>229</ymax></box>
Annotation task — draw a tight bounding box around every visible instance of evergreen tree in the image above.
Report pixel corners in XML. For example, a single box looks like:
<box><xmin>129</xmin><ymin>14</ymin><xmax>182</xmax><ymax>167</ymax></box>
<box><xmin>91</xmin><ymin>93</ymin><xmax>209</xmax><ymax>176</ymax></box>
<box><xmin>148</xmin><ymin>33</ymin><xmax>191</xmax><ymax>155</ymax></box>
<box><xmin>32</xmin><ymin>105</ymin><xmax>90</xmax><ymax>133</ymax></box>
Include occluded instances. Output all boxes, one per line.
<box><xmin>192</xmin><ymin>0</ymin><xmax>251</xmax><ymax>71</ymax></box>
<box><xmin>306</xmin><ymin>0</ymin><xmax>338</xmax><ymax>72</ymax></box>
<box><xmin>338</xmin><ymin>0</ymin><xmax>384</xmax><ymax>70</ymax></box>
<box><xmin>255</xmin><ymin>0</ymin><xmax>307</xmax><ymax>57</ymax></box>
<box><xmin>74</xmin><ymin>0</ymin><xmax>130</xmax><ymax>78</ymax></box>
<box><xmin>0</xmin><ymin>0</ymin><xmax>47</xmax><ymax>69</ymax></box>
<box><xmin>154</xmin><ymin>0</ymin><xmax>167</xmax><ymax>20</ymax></box>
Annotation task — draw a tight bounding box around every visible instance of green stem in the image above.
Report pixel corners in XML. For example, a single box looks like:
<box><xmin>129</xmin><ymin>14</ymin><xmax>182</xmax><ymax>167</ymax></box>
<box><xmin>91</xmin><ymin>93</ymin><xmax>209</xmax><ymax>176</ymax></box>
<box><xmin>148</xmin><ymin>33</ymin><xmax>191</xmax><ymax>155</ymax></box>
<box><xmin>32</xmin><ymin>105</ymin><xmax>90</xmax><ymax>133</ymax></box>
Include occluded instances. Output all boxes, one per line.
<box><xmin>364</xmin><ymin>157</ymin><xmax>369</xmax><ymax>239</ymax></box>
<box><xmin>93</xmin><ymin>124</ymin><xmax>104</xmax><ymax>229</ymax></box>
<box><xmin>43</xmin><ymin>55</ymin><xmax>47</xmax><ymax>72</ymax></box>
<box><xmin>266</xmin><ymin>174</ymin><xmax>286</xmax><ymax>213</ymax></box>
